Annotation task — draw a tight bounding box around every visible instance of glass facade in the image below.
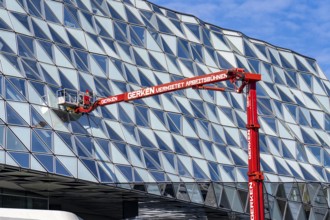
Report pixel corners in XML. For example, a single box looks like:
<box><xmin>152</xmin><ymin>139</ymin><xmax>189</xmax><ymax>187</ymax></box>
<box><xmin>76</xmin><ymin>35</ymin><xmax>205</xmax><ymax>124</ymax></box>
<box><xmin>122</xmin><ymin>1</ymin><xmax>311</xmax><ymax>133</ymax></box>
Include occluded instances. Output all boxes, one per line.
<box><xmin>0</xmin><ymin>0</ymin><xmax>329</xmax><ymax>219</ymax></box>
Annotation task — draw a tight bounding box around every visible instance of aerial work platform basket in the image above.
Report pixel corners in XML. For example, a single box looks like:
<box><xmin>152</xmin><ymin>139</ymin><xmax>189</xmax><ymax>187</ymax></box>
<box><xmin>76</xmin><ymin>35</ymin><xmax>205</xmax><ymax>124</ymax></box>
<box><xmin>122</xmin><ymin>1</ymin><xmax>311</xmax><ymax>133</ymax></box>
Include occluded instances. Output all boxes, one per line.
<box><xmin>57</xmin><ymin>89</ymin><xmax>93</xmax><ymax>111</ymax></box>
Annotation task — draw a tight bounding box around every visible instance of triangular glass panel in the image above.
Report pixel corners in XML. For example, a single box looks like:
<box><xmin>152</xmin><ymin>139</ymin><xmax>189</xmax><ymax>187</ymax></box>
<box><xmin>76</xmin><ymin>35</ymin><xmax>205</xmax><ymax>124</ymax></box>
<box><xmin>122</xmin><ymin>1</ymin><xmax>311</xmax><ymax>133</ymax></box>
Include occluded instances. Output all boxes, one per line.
<box><xmin>125</xmin><ymin>7</ymin><xmax>142</xmax><ymax>25</ymax></box>
<box><xmin>5</xmin><ymin>79</ymin><xmax>26</xmax><ymax>102</ymax></box>
<box><xmin>63</xmin><ymin>5</ymin><xmax>80</xmax><ymax>28</ymax></box>
<box><xmin>279</xmin><ymin>53</ymin><xmax>294</xmax><ymax>69</ymax></box>
<box><xmin>202</xmin><ymin>29</ymin><xmax>213</xmax><ymax>47</ymax></box>
<box><xmin>211</xmin><ymin>126</ymin><xmax>225</xmax><ymax>145</ymax></box>
<box><xmin>301</xmin><ymin>73</ymin><xmax>312</xmax><ymax>88</ymax></box>
<box><xmin>166</xmin><ymin>113</ymin><xmax>181</xmax><ymax>134</ymax></box>
<box><xmin>243</xmin><ymin>40</ymin><xmax>257</xmax><ymax>58</ymax></box>
<box><xmin>248</xmin><ymin>59</ymin><xmax>260</xmax><ymax>73</ymax></box>
<box><xmin>185</xmin><ymin>23</ymin><xmax>200</xmax><ymax>40</ymax></box>
<box><xmin>8</xmin><ymin>77</ymin><xmax>27</xmax><ymax>98</ymax></box>
<box><xmin>17</xmin><ymin>36</ymin><xmax>35</xmax><ymax>59</ymax></box>
<box><xmin>174</xmin><ymin>183</ymin><xmax>190</xmax><ymax>201</ymax></box>
<box><xmin>78</xmin><ymin>74</ymin><xmax>92</xmax><ymax>93</ymax></box>
<box><xmin>76</xmin><ymin>136</ymin><xmax>93</xmax><ymax>156</ymax></box>
<box><xmin>55</xmin><ymin>158</ymin><xmax>72</xmax><ymax>177</ymax></box>
<box><xmin>160</xmin><ymin>184</ymin><xmax>175</xmax><ymax>198</ymax></box>
<box><xmin>294</xmin><ymin>56</ymin><xmax>310</xmax><ymax>72</ymax></box>
<box><xmin>274</xmin><ymin>159</ymin><xmax>290</xmax><ymax>176</ymax></box>
<box><xmin>49</xmin><ymin>27</ymin><xmax>69</xmax><ymax>46</ymax></box>
<box><xmin>95</xmin><ymin>139</ymin><xmax>111</xmax><ymax>159</ymax></box>
<box><xmin>260</xmin><ymin>159</ymin><xmax>275</xmax><ymax>173</ymax></box>
<box><xmin>22</xmin><ymin>60</ymin><xmax>42</xmax><ymax>81</ymax></box>
<box><xmin>113</xmin><ymin>142</ymin><xmax>127</xmax><ymax>160</ymax></box>
<box><xmin>40</xmin><ymin>68</ymin><xmax>58</xmax><ymax>87</ymax></box>
<box><xmin>132</xmin><ymin>50</ymin><xmax>148</xmax><ymax>68</ymax></box>
<box><xmin>300</xmin><ymin>129</ymin><xmax>318</xmax><ymax>145</ymax></box>
<box><xmin>35</xmin><ymin>154</ymin><xmax>54</xmax><ymax>172</ymax></box>
<box><xmin>133</xmin><ymin>169</ymin><xmax>144</xmax><ymax>183</ymax></box>
<box><xmin>190</xmin><ymin>44</ymin><xmax>204</xmax><ymax>63</ymax></box>
<box><xmin>6</xmin><ymin>127</ymin><xmax>28</xmax><ymax>151</ymax></box>
<box><xmin>3</xmin><ymin>54</ymin><xmax>22</xmax><ymax>74</ymax></box>
<box><xmin>223</xmin><ymin>165</ymin><xmax>236</xmax><ymax>181</ymax></box>
<box><xmin>156</xmin><ymin>17</ymin><xmax>172</xmax><ymax>34</ymax></box>
<box><xmin>284</xmin><ymin>71</ymin><xmax>298</xmax><ymax>88</ymax></box>
<box><xmin>68</xmin><ymin>116</ymin><xmax>88</xmax><ymax>135</ymax></box>
<box><xmin>97</xmin><ymin>163</ymin><xmax>113</xmax><ymax>183</ymax></box>
<box><xmin>75</xmin><ymin>139</ymin><xmax>91</xmax><ymax>158</ymax></box>
<box><xmin>94</xmin><ymin>77</ymin><xmax>110</xmax><ymax>97</ymax></box>
<box><xmin>163</xmin><ymin>152</ymin><xmax>176</xmax><ymax>168</ymax></box>
<box><xmin>90</xmin><ymin>0</ymin><xmax>109</xmax><ymax>16</ymax></box>
<box><xmin>161</xmin><ymin>37</ymin><xmax>174</xmax><ymax>55</ymax></box>
<box><xmin>12</xmin><ymin>12</ymin><xmax>31</xmax><ymax>32</ymax></box>
<box><xmin>31</xmin><ymin>20</ymin><xmax>50</xmax><ymax>41</ymax></box>
<box><xmin>300</xmin><ymin>165</ymin><xmax>317</xmax><ymax>181</ymax></box>
<box><xmin>73</xmin><ymin>51</ymin><xmax>89</xmax><ymax>71</ymax></box>
<box><xmin>310</xmin><ymin>113</ymin><xmax>322</xmax><ymax>129</ymax></box>
<box><xmin>57</xmin><ymin>131</ymin><xmax>73</xmax><ymax>148</ymax></box>
<box><xmin>149</xmin><ymin>53</ymin><xmax>166</xmax><ymax>71</ymax></box>
<box><xmin>229</xmin><ymin>149</ymin><xmax>247</xmax><ymax>166</ymax></box>
<box><xmin>57</xmin><ymin>45</ymin><xmax>73</xmax><ymax>64</ymax></box>
<box><xmin>113</xmin><ymin>22</ymin><xmax>128</xmax><ymax>43</ymax></box>
<box><xmin>177</xmin><ymin>39</ymin><xmax>191</xmax><ymax>59</ymax></box>
<box><xmin>216</xmin><ymin>53</ymin><xmax>233</xmax><ymax>69</ymax></box>
<box><xmin>117</xmin><ymin>165</ymin><xmax>133</xmax><ymax>181</ymax></box>
<box><xmin>208</xmin><ymin>163</ymin><xmax>221</xmax><ymax>181</ymax></box>
<box><xmin>177</xmin><ymin>158</ymin><xmax>192</xmax><ymax>177</ymax></box>
<box><xmin>94</xmin><ymin>20</ymin><xmax>111</xmax><ymax>38</ymax></box>
<box><xmin>132</xmin><ymin>25</ymin><xmax>146</xmax><ymax>44</ymax></box>
<box><xmin>0</xmin><ymin>37</ymin><xmax>14</xmax><ymax>54</ymax></box>
<box><xmin>44</xmin><ymin>3</ymin><xmax>60</xmax><ymax>24</ymax></box>
<box><xmin>35</xmin><ymin>129</ymin><xmax>52</xmax><ymax>150</ymax></box>
<box><xmin>59</xmin><ymin>70</ymin><xmax>76</xmax><ymax>90</ymax></box>
<box><xmin>186</xmin><ymin>183</ymin><xmax>204</xmax><ymax>204</ymax></box>
<box><xmin>81</xmin><ymin>158</ymin><xmax>98</xmax><ymax>179</ymax></box>
<box><xmin>69</xmin><ymin>31</ymin><xmax>87</xmax><ymax>50</ymax></box>
<box><xmin>145</xmin><ymin>149</ymin><xmax>161</xmax><ymax>166</ymax></box>
<box><xmin>219</xmin><ymin>187</ymin><xmax>231</xmax><ymax>209</ymax></box>
<box><xmin>137</xmin><ymin>130</ymin><xmax>155</xmax><ymax>149</ymax></box>
<box><xmin>152</xmin><ymin>135</ymin><xmax>170</xmax><ymax>153</ymax></box>
<box><xmin>0</xmin><ymin>17</ymin><xmax>12</xmax><ymax>30</ymax></box>
<box><xmin>143</xmin><ymin>151</ymin><xmax>161</xmax><ymax>170</ymax></box>
<box><xmin>282</xmin><ymin>143</ymin><xmax>295</xmax><ymax>160</ymax></box>
<box><xmin>31</xmin><ymin>130</ymin><xmax>50</xmax><ymax>153</ymax></box>
<box><xmin>107</xmin><ymin>2</ymin><xmax>125</xmax><ymax>21</ymax></box>
<box><xmin>100</xmin><ymin>107</ymin><xmax>116</xmax><ymax>120</ymax></box>
<box><xmin>224</xmin><ymin>130</ymin><xmax>238</xmax><ymax>147</ymax></box>
<box><xmin>192</xmin><ymin>160</ymin><xmax>209</xmax><ymax>180</ymax></box>
<box><xmin>129</xmin><ymin>30</ymin><xmax>143</xmax><ymax>48</ymax></box>
<box><xmin>6</xmin><ymin>104</ymin><xmax>28</xmax><ymax>126</ymax></box>
<box><xmin>104</xmin><ymin>122</ymin><xmax>124</xmax><ymax>142</ymax></box>
<box><xmin>254</xmin><ymin>43</ymin><xmax>268</xmax><ymax>59</ymax></box>
<box><xmin>9</xmin><ymin>152</ymin><xmax>29</xmax><ymax>168</ymax></box>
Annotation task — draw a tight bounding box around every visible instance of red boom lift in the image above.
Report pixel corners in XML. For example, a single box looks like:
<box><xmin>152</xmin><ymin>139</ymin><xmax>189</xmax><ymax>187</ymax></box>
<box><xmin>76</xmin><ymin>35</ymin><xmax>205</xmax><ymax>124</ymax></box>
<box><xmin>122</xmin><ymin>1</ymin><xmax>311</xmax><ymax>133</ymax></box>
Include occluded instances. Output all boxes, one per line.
<box><xmin>57</xmin><ymin>68</ymin><xmax>264</xmax><ymax>220</ymax></box>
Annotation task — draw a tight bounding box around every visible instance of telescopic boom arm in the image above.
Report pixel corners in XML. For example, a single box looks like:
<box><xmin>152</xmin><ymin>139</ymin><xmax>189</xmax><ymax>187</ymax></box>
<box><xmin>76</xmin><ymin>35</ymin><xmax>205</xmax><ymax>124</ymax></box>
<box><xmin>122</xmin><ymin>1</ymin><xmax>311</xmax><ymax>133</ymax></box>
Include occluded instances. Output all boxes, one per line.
<box><xmin>74</xmin><ymin>68</ymin><xmax>259</xmax><ymax>114</ymax></box>
<box><xmin>59</xmin><ymin>68</ymin><xmax>264</xmax><ymax>220</ymax></box>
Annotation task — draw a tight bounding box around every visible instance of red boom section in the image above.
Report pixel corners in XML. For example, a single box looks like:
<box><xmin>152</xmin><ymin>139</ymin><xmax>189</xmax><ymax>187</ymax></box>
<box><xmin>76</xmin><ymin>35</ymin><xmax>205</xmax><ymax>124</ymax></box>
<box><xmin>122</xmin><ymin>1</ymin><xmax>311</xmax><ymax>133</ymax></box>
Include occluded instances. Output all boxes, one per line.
<box><xmin>74</xmin><ymin>68</ymin><xmax>259</xmax><ymax>114</ymax></box>
<box><xmin>74</xmin><ymin>68</ymin><xmax>264</xmax><ymax>220</ymax></box>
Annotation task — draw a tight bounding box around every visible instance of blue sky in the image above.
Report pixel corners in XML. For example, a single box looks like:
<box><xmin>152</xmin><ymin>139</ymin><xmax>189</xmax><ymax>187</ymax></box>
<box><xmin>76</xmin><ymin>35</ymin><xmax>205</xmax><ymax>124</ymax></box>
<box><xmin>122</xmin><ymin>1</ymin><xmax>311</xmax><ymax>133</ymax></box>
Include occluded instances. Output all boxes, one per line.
<box><xmin>149</xmin><ymin>0</ymin><xmax>330</xmax><ymax>79</ymax></box>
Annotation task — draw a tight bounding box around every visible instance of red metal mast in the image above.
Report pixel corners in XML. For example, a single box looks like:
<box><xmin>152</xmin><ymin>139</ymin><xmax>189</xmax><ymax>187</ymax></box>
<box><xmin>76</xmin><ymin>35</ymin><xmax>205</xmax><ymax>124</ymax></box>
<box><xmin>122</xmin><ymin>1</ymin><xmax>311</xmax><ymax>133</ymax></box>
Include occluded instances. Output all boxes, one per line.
<box><xmin>247</xmin><ymin>81</ymin><xmax>264</xmax><ymax>220</ymax></box>
<box><xmin>59</xmin><ymin>68</ymin><xmax>263</xmax><ymax>220</ymax></box>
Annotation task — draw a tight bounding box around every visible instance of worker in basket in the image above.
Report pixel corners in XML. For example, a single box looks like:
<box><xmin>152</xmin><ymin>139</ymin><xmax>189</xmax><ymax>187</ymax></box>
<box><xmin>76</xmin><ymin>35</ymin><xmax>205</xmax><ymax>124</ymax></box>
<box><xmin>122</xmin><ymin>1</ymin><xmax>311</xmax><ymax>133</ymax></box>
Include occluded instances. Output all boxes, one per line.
<box><xmin>83</xmin><ymin>89</ymin><xmax>91</xmax><ymax>109</ymax></box>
